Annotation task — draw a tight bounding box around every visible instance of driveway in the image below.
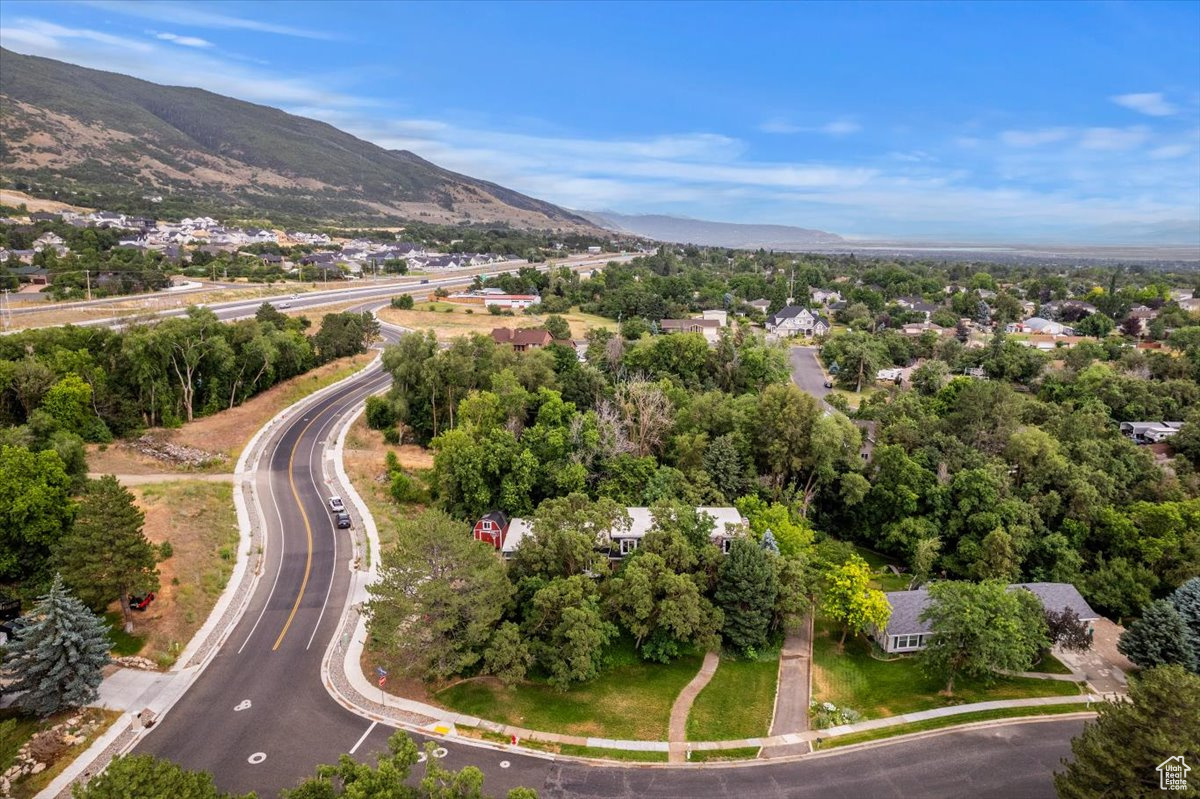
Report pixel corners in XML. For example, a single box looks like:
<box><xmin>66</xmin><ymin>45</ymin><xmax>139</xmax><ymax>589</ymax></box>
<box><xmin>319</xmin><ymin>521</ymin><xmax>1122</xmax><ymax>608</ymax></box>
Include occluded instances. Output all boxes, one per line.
<box><xmin>761</xmin><ymin>614</ymin><xmax>814</xmax><ymax>758</ymax></box>
<box><xmin>789</xmin><ymin>346</ymin><xmax>831</xmax><ymax>405</ymax></box>
<box><xmin>1055</xmin><ymin>618</ymin><xmax>1134</xmax><ymax>695</ymax></box>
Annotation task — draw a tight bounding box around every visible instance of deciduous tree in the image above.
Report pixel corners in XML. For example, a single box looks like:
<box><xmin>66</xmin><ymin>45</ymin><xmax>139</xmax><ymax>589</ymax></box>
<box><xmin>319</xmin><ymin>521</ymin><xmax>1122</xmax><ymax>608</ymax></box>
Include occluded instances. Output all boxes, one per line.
<box><xmin>72</xmin><ymin>754</ymin><xmax>255</xmax><ymax>799</ymax></box>
<box><xmin>919</xmin><ymin>581</ymin><xmax>1048</xmax><ymax>694</ymax></box>
<box><xmin>821</xmin><ymin>554</ymin><xmax>891</xmax><ymax>646</ymax></box>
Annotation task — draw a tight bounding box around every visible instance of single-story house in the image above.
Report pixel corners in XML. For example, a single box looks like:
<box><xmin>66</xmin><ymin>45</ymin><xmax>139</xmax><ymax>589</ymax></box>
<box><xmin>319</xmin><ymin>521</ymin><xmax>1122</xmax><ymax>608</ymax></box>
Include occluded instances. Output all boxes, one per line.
<box><xmin>1180</xmin><ymin>297</ymin><xmax>1200</xmax><ymax>313</ymax></box>
<box><xmin>1007</xmin><ymin>317</ymin><xmax>1070</xmax><ymax>336</ymax></box>
<box><xmin>9</xmin><ymin>265</ymin><xmax>50</xmax><ymax>285</ymax></box>
<box><xmin>766</xmin><ymin>306</ymin><xmax>830</xmax><ymax>338</ymax></box>
<box><xmin>701</xmin><ymin>309</ymin><xmax>728</xmax><ymax>327</ymax></box>
<box><xmin>1120</xmin><ymin>421</ymin><xmax>1184</xmax><ymax>444</ymax></box>
<box><xmin>491</xmin><ymin>327</ymin><xmax>553</xmax><ymax>351</ymax></box>
<box><xmin>874</xmin><ymin>583</ymin><xmax>1099</xmax><ymax>654</ymax></box>
<box><xmin>748</xmin><ymin>298</ymin><xmax>772</xmax><ymax>314</ymax></box>
<box><xmin>475</xmin><ymin>506</ymin><xmax>748</xmax><ymax>558</ymax></box>
<box><xmin>448</xmin><ymin>290</ymin><xmax>540</xmax><ymax>309</ymax></box>
<box><xmin>660</xmin><ymin>318</ymin><xmax>721</xmax><ymax>344</ymax></box>
<box><xmin>900</xmin><ymin>322</ymin><xmax>949</xmax><ymax>337</ymax></box>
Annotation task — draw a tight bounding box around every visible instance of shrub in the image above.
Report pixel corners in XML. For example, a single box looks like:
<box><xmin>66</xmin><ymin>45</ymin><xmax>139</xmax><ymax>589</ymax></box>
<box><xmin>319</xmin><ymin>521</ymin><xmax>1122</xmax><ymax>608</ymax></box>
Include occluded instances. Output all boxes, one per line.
<box><xmin>390</xmin><ymin>294</ymin><xmax>414</xmax><ymax>310</ymax></box>
<box><xmin>365</xmin><ymin>396</ymin><xmax>397</xmax><ymax>431</ymax></box>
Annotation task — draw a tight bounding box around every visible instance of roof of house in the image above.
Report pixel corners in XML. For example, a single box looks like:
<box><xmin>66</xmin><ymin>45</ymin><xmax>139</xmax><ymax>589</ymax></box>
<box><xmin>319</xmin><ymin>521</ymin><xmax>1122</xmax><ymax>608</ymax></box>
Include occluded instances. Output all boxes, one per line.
<box><xmin>767</xmin><ymin>306</ymin><xmax>828</xmax><ymax>327</ymax></box>
<box><xmin>477</xmin><ymin>510</ymin><xmax>508</xmax><ymax>529</ymax></box>
<box><xmin>660</xmin><ymin>318</ymin><xmax>720</xmax><ymax>331</ymax></box>
<box><xmin>501</xmin><ymin>506</ymin><xmax>746</xmax><ymax>554</ymax></box>
<box><xmin>748</xmin><ymin>298</ymin><xmax>772</xmax><ymax>308</ymax></box>
<box><xmin>882</xmin><ymin>582</ymin><xmax>1099</xmax><ymax>638</ymax></box>
<box><xmin>1120</xmin><ymin>421</ymin><xmax>1184</xmax><ymax>434</ymax></box>
<box><xmin>491</xmin><ymin>327</ymin><xmax>553</xmax><ymax>347</ymax></box>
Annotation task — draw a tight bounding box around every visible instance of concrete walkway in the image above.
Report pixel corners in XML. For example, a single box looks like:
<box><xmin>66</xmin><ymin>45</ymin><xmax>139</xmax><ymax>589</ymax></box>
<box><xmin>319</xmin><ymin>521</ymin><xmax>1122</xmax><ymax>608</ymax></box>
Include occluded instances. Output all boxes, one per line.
<box><xmin>761</xmin><ymin>613</ymin><xmax>814</xmax><ymax>758</ymax></box>
<box><xmin>667</xmin><ymin>651</ymin><xmax>720</xmax><ymax>763</ymax></box>
<box><xmin>88</xmin><ymin>472</ymin><xmax>235</xmax><ymax>485</ymax></box>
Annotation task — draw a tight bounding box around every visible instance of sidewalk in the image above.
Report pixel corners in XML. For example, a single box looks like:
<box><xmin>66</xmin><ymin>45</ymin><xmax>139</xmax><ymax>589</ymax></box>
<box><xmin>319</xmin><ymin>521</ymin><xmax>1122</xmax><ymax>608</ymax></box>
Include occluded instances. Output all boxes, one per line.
<box><xmin>668</xmin><ymin>651</ymin><xmax>720</xmax><ymax>763</ymax></box>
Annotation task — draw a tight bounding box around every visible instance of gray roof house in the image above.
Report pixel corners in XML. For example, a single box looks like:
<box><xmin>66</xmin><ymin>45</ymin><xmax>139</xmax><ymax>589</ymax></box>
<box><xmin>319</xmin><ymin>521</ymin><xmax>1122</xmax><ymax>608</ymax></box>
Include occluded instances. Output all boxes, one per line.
<box><xmin>874</xmin><ymin>582</ymin><xmax>1099</xmax><ymax>654</ymax></box>
<box><xmin>1120</xmin><ymin>421</ymin><xmax>1184</xmax><ymax>444</ymax></box>
<box><xmin>765</xmin><ymin>306</ymin><xmax>830</xmax><ymax>338</ymax></box>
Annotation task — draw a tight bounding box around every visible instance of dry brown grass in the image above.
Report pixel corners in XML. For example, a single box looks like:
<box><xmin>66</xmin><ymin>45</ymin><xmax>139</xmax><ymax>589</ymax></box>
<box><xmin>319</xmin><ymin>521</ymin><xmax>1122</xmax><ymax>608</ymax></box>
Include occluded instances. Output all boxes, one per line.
<box><xmin>0</xmin><ymin>188</ymin><xmax>90</xmax><ymax>214</ymax></box>
<box><xmin>376</xmin><ymin>303</ymin><xmax>614</xmax><ymax>341</ymax></box>
<box><xmin>119</xmin><ymin>481</ymin><xmax>240</xmax><ymax>668</ymax></box>
<box><xmin>341</xmin><ymin>414</ymin><xmax>432</xmax><ymax>553</ymax></box>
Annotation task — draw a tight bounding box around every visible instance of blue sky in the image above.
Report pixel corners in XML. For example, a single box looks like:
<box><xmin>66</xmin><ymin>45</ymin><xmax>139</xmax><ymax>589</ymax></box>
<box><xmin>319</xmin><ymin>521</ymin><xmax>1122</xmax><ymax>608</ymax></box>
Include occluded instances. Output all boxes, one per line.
<box><xmin>2</xmin><ymin>1</ymin><xmax>1198</xmax><ymax>244</ymax></box>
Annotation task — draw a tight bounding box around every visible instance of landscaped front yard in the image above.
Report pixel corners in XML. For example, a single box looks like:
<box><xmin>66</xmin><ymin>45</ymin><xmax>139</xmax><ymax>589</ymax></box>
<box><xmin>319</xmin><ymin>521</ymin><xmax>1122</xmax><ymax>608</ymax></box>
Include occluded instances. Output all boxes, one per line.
<box><xmin>436</xmin><ymin>639</ymin><xmax>702</xmax><ymax>740</ymax></box>
<box><xmin>811</xmin><ymin>618</ymin><xmax>1083</xmax><ymax>721</ymax></box>
<box><xmin>686</xmin><ymin>655</ymin><xmax>778</xmax><ymax>741</ymax></box>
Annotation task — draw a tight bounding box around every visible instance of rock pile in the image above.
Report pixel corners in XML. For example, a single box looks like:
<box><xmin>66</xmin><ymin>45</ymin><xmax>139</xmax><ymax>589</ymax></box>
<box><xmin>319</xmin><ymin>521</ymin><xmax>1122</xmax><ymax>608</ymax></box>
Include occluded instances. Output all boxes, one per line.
<box><xmin>1</xmin><ymin>712</ymin><xmax>102</xmax><ymax>795</ymax></box>
<box><xmin>113</xmin><ymin>655</ymin><xmax>159</xmax><ymax>671</ymax></box>
<box><xmin>127</xmin><ymin>434</ymin><xmax>224</xmax><ymax>468</ymax></box>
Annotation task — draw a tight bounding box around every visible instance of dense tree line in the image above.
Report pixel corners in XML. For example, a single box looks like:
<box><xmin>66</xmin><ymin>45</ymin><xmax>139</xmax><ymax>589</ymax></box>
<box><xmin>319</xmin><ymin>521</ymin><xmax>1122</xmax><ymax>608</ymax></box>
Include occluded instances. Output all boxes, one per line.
<box><xmin>0</xmin><ymin>305</ymin><xmax>377</xmax><ymax>592</ymax></box>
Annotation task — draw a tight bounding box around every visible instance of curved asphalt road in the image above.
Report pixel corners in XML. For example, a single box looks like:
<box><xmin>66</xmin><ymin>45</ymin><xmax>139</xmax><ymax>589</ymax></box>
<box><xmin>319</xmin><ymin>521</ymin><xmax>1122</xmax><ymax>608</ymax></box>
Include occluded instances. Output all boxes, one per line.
<box><xmin>133</xmin><ymin>313</ymin><xmax>1086</xmax><ymax>798</ymax></box>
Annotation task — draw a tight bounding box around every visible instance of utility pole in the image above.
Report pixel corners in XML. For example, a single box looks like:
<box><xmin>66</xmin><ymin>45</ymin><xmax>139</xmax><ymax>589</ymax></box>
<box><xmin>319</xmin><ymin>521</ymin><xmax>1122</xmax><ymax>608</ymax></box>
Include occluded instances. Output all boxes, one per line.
<box><xmin>1</xmin><ymin>288</ymin><xmax>10</xmax><ymax>331</ymax></box>
<box><xmin>85</xmin><ymin>269</ymin><xmax>92</xmax><ymax>301</ymax></box>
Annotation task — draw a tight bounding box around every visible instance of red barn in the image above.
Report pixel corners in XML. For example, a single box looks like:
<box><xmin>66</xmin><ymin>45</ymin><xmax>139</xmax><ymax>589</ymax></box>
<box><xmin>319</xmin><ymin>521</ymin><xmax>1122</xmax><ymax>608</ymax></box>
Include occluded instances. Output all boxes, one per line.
<box><xmin>473</xmin><ymin>511</ymin><xmax>510</xmax><ymax>549</ymax></box>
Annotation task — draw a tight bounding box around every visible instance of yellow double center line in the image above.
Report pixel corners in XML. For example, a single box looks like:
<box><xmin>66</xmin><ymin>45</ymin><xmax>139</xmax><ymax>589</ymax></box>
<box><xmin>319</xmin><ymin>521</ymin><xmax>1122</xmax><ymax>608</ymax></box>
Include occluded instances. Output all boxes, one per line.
<box><xmin>271</xmin><ymin>410</ymin><xmax>324</xmax><ymax>651</ymax></box>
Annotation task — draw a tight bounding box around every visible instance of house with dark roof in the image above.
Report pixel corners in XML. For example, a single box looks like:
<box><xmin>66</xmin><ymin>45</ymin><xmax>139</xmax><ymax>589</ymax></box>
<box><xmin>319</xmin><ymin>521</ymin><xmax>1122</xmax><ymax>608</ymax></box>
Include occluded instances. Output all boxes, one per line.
<box><xmin>491</xmin><ymin>327</ymin><xmax>553</xmax><ymax>351</ymax></box>
<box><xmin>873</xmin><ymin>582</ymin><xmax>1099</xmax><ymax>654</ymax></box>
<box><xmin>765</xmin><ymin>306</ymin><xmax>829</xmax><ymax>338</ymax></box>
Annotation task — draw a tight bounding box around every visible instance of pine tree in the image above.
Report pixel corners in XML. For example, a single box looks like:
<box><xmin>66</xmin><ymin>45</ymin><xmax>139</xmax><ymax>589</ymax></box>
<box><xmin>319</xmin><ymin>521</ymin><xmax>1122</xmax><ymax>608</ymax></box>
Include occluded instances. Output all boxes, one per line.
<box><xmin>1055</xmin><ymin>665</ymin><xmax>1200</xmax><ymax>799</ymax></box>
<box><xmin>1170</xmin><ymin>577</ymin><xmax>1200</xmax><ymax>647</ymax></box>
<box><xmin>56</xmin><ymin>475</ymin><xmax>159</xmax><ymax>634</ymax></box>
<box><xmin>715</xmin><ymin>537</ymin><xmax>778</xmax><ymax>655</ymax></box>
<box><xmin>2</xmin><ymin>574</ymin><xmax>112</xmax><ymax>717</ymax></box>
<box><xmin>1117</xmin><ymin>599</ymin><xmax>1198</xmax><ymax>673</ymax></box>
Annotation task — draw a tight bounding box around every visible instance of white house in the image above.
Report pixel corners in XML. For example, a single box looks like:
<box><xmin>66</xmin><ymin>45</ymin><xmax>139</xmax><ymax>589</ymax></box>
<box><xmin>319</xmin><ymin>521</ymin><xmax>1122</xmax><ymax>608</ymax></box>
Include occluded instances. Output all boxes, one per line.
<box><xmin>874</xmin><ymin>583</ymin><xmax>1099</xmax><ymax>654</ymax></box>
<box><xmin>701</xmin><ymin>309</ymin><xmax>728</xmax><ymax>327</ymax></box>
<box><xmin>483</xmin><ymin>506</ymin><xmax>748</xmax><ymax>558</ymax></box>
<box><xmin>766</xmin><ymin>306</ymin><xmax>830</xmax><ymax>337</ymax></box>
<box><xmin>810</xmin><ymin>288</ymin><xmax>843</xmax><ymax>306</ymax></box>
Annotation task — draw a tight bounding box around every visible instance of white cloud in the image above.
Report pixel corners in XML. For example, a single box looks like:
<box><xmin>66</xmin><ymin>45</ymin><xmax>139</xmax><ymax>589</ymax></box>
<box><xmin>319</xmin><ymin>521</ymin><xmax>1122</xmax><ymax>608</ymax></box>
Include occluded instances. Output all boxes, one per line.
<box><xmin>1080</xmin><ymin>126</ymin><xmax>1151</xmax><ymax>150</ymax></box>
<box><xmin>154</xmin><ymin>32</ymin><xmax>213</xmax><ymax>48</ymax></box>
<box><xmin>1150</xmin><ymin>144</ymin><xmax>1194</xmax><ymax>159</ymax></box>
<box><xmin>820</xmin><ymin>119</ymin><xmax>861</xmax><ymax>135</ymax></box>
<box><xmin>1000</xmin><ymin>128</ymin><xmax>1070</xmax><ymax>147</ymax></box>
<box><xmin>759</xmin><ymin>118</ymin><xmax>860</xmax><ymax>135</ymax></box>
<box><xmin>82</xmin><ymin>1</ymin><xmax>339</xmax><ymax>40</ymax></box>
<box><xmin>1111</xmin><ymin>92</ymin><xmax>1177</xmax><ymax>117</ymax></box>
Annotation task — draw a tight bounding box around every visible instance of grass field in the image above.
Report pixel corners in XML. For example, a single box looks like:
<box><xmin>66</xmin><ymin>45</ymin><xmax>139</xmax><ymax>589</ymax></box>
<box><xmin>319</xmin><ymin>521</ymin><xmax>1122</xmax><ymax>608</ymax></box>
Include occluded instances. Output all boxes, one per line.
<box><xmin>686</xmin><ymin>656</ymin><xmax>778</xmax><ymax>741</ymax></box>
<box><xmin>341</xmin><ymin>414</ymin><xmax>432</xmax><ymax>553</ymax></box>
<box><xmin>123</xmin><ymin>480</ymin><xmax>241</xmax><ymax>667</ymax></box>
<box><xmin>813</xmin><ymin>703</ymin><xmax>1092</xmax><ymax>749</ymax></box>
<box><xmin>811</xmin><ymin>618</ymin><xmax>1083</xmax><ymax>721</ymax></box>
<box><xmin>377</xmin><ymin>302</ymin><xmax>615</xmax><ymax>341</ymax></box>
<box><xmin>1033</xmin><ymin>652</ymin><xmax>1074</xmax><ymax>675</ymax></box>
<box><xmin>436</xmin><ymin>639</ymin><xmax>702</xmax><ymax>740</ymax></box>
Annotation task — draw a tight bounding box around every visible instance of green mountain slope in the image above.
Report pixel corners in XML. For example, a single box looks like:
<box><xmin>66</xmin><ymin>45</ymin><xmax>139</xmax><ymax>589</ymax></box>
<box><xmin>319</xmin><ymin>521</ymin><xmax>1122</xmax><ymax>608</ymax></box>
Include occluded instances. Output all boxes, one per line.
<box><xmin>0</xmin><ymin>49</ymin><xmax>595</xmax><ymax>230</ymax></box>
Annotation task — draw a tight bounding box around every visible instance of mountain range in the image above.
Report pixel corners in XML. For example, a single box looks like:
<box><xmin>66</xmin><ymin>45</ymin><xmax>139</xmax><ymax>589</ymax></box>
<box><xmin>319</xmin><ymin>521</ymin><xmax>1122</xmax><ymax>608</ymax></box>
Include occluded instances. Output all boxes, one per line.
<box><xmin>577</xmin><ymin>210</ymin><xmax>843</xmax><ymax>249</ymax></box>
<box><xmin>0</xmin><ymin>49</ymin><xmax>595</xmax><ymax>232</ymax></box>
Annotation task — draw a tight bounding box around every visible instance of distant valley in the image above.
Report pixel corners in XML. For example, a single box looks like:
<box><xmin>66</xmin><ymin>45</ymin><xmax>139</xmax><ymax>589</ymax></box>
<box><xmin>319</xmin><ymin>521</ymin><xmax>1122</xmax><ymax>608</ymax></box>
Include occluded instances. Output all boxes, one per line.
<box><xmin>578</xmin><ymin>210</ymin><xmax>844</xmax><ymax>249</ymax></box>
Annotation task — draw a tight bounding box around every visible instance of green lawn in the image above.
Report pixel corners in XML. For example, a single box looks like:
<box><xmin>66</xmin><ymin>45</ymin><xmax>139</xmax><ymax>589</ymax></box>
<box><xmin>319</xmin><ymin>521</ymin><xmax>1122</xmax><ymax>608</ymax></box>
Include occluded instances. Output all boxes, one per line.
<box><xmin>814</xmin><ymin>703</ymin><xmax>1092</xmax><ymax>749</ymax></box>
<box><xmin>1032</xmin><ymin>652</ymin><xmax>1074</xmax><ymax>675</ymax></box>
<box><xmin>558</xmin><ymin>743</ymin><xmax>669</xmax><ymax>762</ymax></box>
<box><xmin>811</xmin><ymin>618</ymin><xmax>1083</xmax><ymax>720</ymax></box>
<box><xmin>686</xmin><ymin>656</ymin><xmax>778</xmax><ymax>741</ymax></box>
<box><xmin>436</xmin><ymin>639</ymin><xmax>702</xmax><ymax>740</ymax></box>
<box><xmin>689</xmin><ymin>746</ymin><xmax>762</xmax><ymax>762</ymax></box>
<box><xmin>103</xmin><ymin>611</ymin><xmax>146</xmax><ymax>656</ymax></box>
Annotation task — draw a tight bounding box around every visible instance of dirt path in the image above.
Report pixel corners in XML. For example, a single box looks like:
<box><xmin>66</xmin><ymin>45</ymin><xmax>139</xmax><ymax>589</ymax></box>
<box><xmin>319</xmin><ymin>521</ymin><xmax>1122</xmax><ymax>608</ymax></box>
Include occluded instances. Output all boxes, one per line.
<box><xmin>90</xmin><ymin>472</ymin><xmax>235</xmax><ymax>486</ymax></box>
<box><xmin>760</xmin><ymin>613</ymin><xmax>814</xmax><ymax>758</ymax></box>
<box><xmin>667</xmin><ymin>651</ymin><xmax>720</xmax><ymax>763</ymax></box>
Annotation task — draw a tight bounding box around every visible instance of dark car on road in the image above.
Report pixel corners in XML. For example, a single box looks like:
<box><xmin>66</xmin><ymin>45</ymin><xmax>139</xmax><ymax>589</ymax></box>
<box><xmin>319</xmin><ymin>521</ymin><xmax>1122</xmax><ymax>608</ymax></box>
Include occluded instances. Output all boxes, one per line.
<box><xmin>335</xmin><ymin>512</ymin><xmax>352</xmax><ymax>529</ymax></box>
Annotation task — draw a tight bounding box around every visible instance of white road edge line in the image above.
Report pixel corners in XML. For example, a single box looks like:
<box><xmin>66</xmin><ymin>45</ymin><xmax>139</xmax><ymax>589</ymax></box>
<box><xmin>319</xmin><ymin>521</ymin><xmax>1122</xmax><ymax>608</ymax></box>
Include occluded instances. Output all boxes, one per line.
<box><xmin>238</xmin><ymin>428</ymin><xmax>290</xmax><ymax>654</ymax></box>
<box><xmin>349</xmin><ymin>721</ymin><xmax>378</xmax><ymax>755</ymax></box>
